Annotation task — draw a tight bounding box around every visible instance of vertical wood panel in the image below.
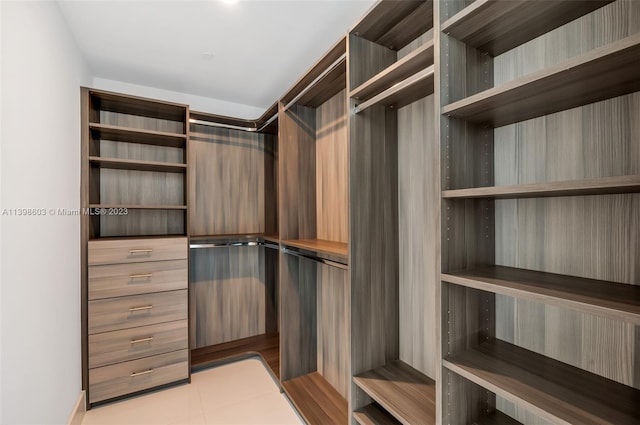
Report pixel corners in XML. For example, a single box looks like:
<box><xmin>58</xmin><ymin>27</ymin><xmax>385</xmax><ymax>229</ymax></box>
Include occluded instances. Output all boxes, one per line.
<box><xmin>348</xmin><ymin>34</ymin><xmax>397</xmax><ymax>92</ymax></box>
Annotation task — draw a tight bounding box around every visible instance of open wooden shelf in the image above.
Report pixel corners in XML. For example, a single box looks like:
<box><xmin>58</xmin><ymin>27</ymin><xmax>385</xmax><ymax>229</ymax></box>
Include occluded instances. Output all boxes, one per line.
<box><xmin>351</xmin><ymin>40</ymin><xmax>434</xmax><ymax>101</ymax></box>
<box><xmin>442</xmin><ymin>33</ymin><xmax>640</xmax><ymax>127</ymax></box>
<box><xmin>282</xmin><ymin>372</ymin><xmax>348</xmax><ymax>425</ymax></box>
<box><xmin>353</xmin><ymin>360</ymin><xmax>436</xmax><ymax>425</ymax></box>
<box><xmin>282</xmin><ymin>239</ymin><xmax>348</xmax><ymax>258</ymax></box>
<box><xmin>351</xmin><ymin>0</ymin><xmax>433</xmax><ymax>49</ymax></box>
<box><xmin>89</xmin><ymin>123</ymin><xmax>187</xmax><ymax>148</ymax></box>
<box><xmin>354</xmin><ymin>403</ymin><xmax>401</xmax><ymax>425</ymax></box>
<box><xmin>442</xmin><ymin>175</ymin><xmax>640</xmax><ymax>199</ymax></box>
<box><xmin>355</xmin><ymin>66</ymin><xmax>434</xmax><ymax>112</ymax></box>
<box><xmin>89</xmin><ymin>204</ymin><xmax>187</xmax><ymax>210</ymax></box>
<box><xmin>89</xmin><ymin>157</ymin><xmax>186</xmax><ymax>173</ymax></box>
<box><xmin>444</xmin><ymin>340</ymin><xmax>640</xmax><ymax>425</ymax></box>
<box><xmin>443</xmin><ymin>265</ymin><xmax>640</xmax><ymax>324</ymax></box>
<box><xmin>441</xmin><ymin>0</ymin><xmax>614</xmax><ymax>56</ymax></box>
<box><xmin>474</xmin><ymin>411</ymin><xmax>522</xmax><ymax>425</ymax></box>
<box><xmin>89</xmin><ymin>88</ymin><xmax>187</xmax><ymax>122</ymax></box>
<box><xmin>295</xmin><ymin>57</ymin><xmax>346</xmax><ymax>108</ymax></box>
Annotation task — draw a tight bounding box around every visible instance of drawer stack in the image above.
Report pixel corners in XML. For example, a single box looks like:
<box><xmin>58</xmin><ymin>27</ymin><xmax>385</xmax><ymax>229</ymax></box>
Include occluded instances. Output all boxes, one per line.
<box><xmin>87</xmin><ymin>237</ymin><xmax>189</xmax><ymax>404</ymax></box>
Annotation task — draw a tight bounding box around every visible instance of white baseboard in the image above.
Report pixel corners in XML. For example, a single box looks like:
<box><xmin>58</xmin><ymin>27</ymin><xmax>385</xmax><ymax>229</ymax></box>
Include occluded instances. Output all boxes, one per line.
<box><xmin>67</xmin><ymin>391</ymin><xmax>86</xmax><ymax>425</ymax></box>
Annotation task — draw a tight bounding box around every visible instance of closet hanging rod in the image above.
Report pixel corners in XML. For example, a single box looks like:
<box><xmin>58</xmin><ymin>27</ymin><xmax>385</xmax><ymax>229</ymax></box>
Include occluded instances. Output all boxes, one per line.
<box><xmin>256</xmin><ymin>113</ymin><xmax>278</xmax><ymax>132</ymax></box>
<box><xmin>189</xmin><ymin>119</ymin><xmax>259</xmax><ymax>132</ymax></box>
<box><xmin>283</xmin><ymin>53</ymin><xmax>347</xmax><ymax>111</ymax></box>
<box><xmin>190</xmin><ymin>241</ymin><xmax>260</xmax><ymax>249</ymax></box>
<box><xmin>282</xmin><ymin>247</ymin><xmax>348</xmax><ymax>270</ymax></box>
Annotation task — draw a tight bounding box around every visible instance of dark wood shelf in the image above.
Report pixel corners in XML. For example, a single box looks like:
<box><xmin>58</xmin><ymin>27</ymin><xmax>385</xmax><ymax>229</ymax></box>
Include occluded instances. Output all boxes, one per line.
<box><xmin>89</xmin><ymin>123</ymin><xmax>187</xmax><ymax>148</ymax></box>
<box><xmin>89</xmin><ymin>88</ymin><xmax>187</xmax><ymax>122</ymax></box>
<box><xmin>441</xmin><ymin>0</ymin><xmax>614</xmax><ymax>56</ymax></box>
<box><xmin>355</xmin><ymin>66</ymin><xmax>434</xmax><ymax>112</ymax></box>
<box><xmin>351</xmin><ymin>1</ymin><xmax>433</xmax><ymax>49</ymax></box>
<box><xmin>354</xmin><ymin>403</ymin><xmax>401</xmax><ymax>425</ymax></box>
<box><xmin>442</xmin><ymin>175</ymin><xmax>640</xmax><ymax>199</ymax></box>
<box><xmin>282</xmin><ymin>239</ymin><xmax>348</xmax><ymax>258</ymax></box>
<box><xmin>89</xmin><ymin>157</ymin><xmax>186</xmax><ymax>173</ymax></box>
<box><xmin>444</xmin><ymin>340</ymin><xmax>640</xmax><ymax>425</ymax></box>
<box><xmin>442</xmin><ymin>33</ymin><xmax>640</xmax><ymax>127</ymax></box>
<box><xmin>282</xmin><ymin>372</ymin><xmax>348</xmax><ymax>425</ymax></box>
<box><xmin>443</xmin><ymin>265</ymin><xmax>640</xmax><ymax>325</ymax></box>
<box><xmin>474</xmin><ymin>411</ymin><xmax>522</xmax><ymax>425</ymax></box>
<box><xmin>88</xmin><ymin>204</ymin><xmax>187</xmax><ymax>210</ymax></box>
<box><xmin>351</xmin><ymin>40</ymin><xmax>434</xmax><ymax>101</ymax></box>
<box><xmin>353</xmin><ymin>360</ymin><xmax>436</xmax><ymax>425</ymax></box>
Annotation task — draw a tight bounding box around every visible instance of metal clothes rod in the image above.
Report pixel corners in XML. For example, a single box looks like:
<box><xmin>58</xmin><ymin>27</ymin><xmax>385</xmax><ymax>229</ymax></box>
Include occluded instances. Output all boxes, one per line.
<box><xmin>282</xmin><ymin>247</ymin><xmax>348</xmax><ymax>270</ymax></box>
<box><xmin>189</xmin><ymin>118</ymin><xmax>258</xmax><ymax>132</ymax></box>
<box><xmin>283</xmin><ymin>54</ymin><xmax>347</xmax><ymax>111</ymax></box>
<box><xmin>256</xmin><ymin>113</ymin><xmax>278</xmax><ymax>132</ymax></box>
<box><xmin>189</xmin><ymin>241</ymin><xmax>260</xmax><ymax>249</ymax></box>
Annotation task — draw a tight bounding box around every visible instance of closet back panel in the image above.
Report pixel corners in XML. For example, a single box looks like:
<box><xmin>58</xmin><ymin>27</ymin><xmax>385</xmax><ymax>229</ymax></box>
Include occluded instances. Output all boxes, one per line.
<box><xmin>100</xmin><ymin>111</ymin><xmax>184</xmax><ymax>134</ymax></box>
<box><xmin>188</xmin><ymin>125</ymin><xmax>274</xmax><ymax>236</ymax></box>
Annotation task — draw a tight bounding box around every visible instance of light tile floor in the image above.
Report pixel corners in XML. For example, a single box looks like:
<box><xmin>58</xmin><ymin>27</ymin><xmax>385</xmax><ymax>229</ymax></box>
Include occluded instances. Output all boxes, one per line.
<box><xmin>82</xmin><ymin>358</ymin><xmax>303</xmax><ymax>425</ymax></box>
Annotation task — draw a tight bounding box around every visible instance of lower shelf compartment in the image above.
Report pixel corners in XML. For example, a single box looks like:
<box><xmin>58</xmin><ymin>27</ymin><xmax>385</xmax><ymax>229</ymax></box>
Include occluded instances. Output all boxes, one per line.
<box><xmin>444</xmin><ymin>340</ymin><xmax>640</xmax><ymax>425</ymax></box>
<box><xmin>282</xmin><ymin>372</ymin><xmax>348</xmax><ymax>425</ymax></box>
<box><xmin>353</xmin><ymin>403</ymin><xmax>401</xmax><ymax>425</ymax></box>
<box><xmin>353</xmin><ymin>360</ymin><xmax>436</xmax><ymax>425</ymax></box>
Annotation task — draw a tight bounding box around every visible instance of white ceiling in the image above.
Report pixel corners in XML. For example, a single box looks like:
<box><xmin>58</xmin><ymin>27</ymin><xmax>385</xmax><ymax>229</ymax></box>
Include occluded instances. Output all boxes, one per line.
<box><xmin>57</xmin><ymin>0</ymin><xmax>375</xmax><ymax>113</ymax></box>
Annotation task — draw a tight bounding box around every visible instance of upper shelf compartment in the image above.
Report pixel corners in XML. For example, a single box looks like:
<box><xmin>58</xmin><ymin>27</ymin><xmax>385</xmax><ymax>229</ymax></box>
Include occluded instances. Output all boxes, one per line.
<box><xmin>442</xmin><ymin>33</ymin><xmax>640</xmax><ymax>127</ymax></box>
<box><xmin>441</xmin><ymin>0</ymin><xmax>614</xmax><ymax>56</ymax></box>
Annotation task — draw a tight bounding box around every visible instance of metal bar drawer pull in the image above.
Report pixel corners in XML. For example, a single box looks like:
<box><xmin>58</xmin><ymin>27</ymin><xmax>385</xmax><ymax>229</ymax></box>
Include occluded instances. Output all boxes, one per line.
<box><xmin>129</xmin><ymin>305</ymin><xmax>153</xmax><ymax>312</ymax></box>
<box><xmin>129</xmin><ymin>249</ymin><xmax>153</xmax><ymax>254</ymax></box>
<box><xmin>130</xmin><ymin>337</ymin><xmax>154</xmax><ymax>345</ymax></box>
<box><xmin>130</xmin><ymin>369</ymin><xmax>154</xmax><ymax>377</ymax></box>
<box><xmin>129</xmin><ymin>273</ymin><xmax>153</xmax><ymax>279</ymax></box>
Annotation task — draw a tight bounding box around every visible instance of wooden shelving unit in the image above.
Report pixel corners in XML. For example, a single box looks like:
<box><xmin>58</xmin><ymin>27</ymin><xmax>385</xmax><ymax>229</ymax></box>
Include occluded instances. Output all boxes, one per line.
<box><xmin>353</xmin><ymin>403</ymin><xmax>400</xmax><ymax>425</ymax></box>
<box><xmin>89</xmin><ymin>157</ymin><xmax>186</xmax><ymax>173</ymax></box>
<box><xmin>444</xmin><ymin>340</ymin><xmax>640</xmax><ymax>425</ymax></box>
<box><xmin>281</xmin><ymin>239</ymin><xmax>348</xmax><ymax>258</ymax></box>
<box><xmin>282</xmin><ymin>373</ymin><xmax>348</xmax><ymax>425</ymax></box>
<box><xmin>355</xmin><ymin>66</ymin><xmax>434</xmax><ymax>112</ymax></box>
<box><xmin>353</xmin><ymin>361</ymin><xmax>436</xmax><ymax>425</ymax></box>
<box><xmin>441</xmin><ymin>0</ymin><xmax>614</xmax><ymax>56</ymax></box>
<box><xmin>442</xmin><ymin>33</ymin><xmax>640</xmax><ymax>127</ymax></box>
<box><xmin>89</xmin><ymin>123</ymin><xmax>186</xmax><ymax>148</ymax></box>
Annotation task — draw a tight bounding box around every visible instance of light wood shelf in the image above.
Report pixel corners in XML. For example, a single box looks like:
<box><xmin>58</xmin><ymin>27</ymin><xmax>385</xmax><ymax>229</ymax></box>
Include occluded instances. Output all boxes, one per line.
<box><xmin>282</xmin><ymin>239</ymin><xmax>348</xmax><ymax>258</ymax></box>
<box><xmin>89</xmin><ymin>157</ymin><xmax>186</xmax><ymax>173</ymax></box>
<box><xmin>282</xmin><ymin>372</ymin><xmax>348</xmax><ymax>425</ymax></box>
<box><xmin>355</xmin><ymin>66</ymin><xmax>434</xmax><ymax>112</ymax></box>
<box><xmin>444</xmin><ymin>340</ymin><xmax>640</xmax><ymax>425</ymax></box>
<box><xmin>89</xmin><ymin>88</ymin><xmax>187</xmax><ymax>122</ymax></box>
<box><xmin>89</xmin><ymin>123</ymin><xmax>187</xmax><ymax>148</ymax></box>
<box><xmin>443</xmin><ymin>266</ymin><xmax>640</xmax><ymax>324</ymax></box>
<box><xmin>88</xmin><ymin>204</ymin><xmax>187</xmax><ymax>210</ymax></box>
<box><xmin>353</xmin><ymin>403</ymin><xmax>401</xmax><ymax>425</ymax></box>
<box><xmin>441</xmin><ymin>0</ymin><xmax>614</xmax><ymax>56</ymax></box>
<box><xmin>353</xmin><ymin>360</ymin><xmax>436</xmax><ymax>425</ymax></box>
<box><xmin>442</xmin><ymin>33</ymin><xmax>640</xmax><ymax>127</ymax></box>
<box><xmin>442</xmin><ymin>175</ymin><xmax>640</xmax><ymax>199</ymax></box>
<box><xmin>350</xmin><ymin>40</ymin><xmax>434</xmax><ymax>101</ymax></box>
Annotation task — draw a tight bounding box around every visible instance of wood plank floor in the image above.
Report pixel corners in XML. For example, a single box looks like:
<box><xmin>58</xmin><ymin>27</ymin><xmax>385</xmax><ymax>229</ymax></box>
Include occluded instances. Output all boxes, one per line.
<box><xmin>191</xmin><ymin>333</ymin><xmax>279</xmax><ymax>379</ymax></box>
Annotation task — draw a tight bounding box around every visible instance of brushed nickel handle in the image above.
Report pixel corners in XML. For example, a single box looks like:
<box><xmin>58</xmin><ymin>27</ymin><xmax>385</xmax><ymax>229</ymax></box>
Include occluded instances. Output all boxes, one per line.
<box><xmin>130</xmin><ymin>337</ymin><xmax>154</xmax><ymax>345</ymax></box>
<box><xmin>130</xmin><ymin>369</ymin><xmax>154</xmax><ymax>377</ymax></box>
<box><xmin>129</xmin><ymin>249</ymin><xmax>153</xmax><ymax>254</ymax></box>
<box><xmin>129</xmin><ymin>305</ymin><xmax>153</xmax><ymax>312</ymax></box>
<box><xmin>129</xmin><ymin>273</ymin><xmax>153</xmax><ymax>279</ymax></box>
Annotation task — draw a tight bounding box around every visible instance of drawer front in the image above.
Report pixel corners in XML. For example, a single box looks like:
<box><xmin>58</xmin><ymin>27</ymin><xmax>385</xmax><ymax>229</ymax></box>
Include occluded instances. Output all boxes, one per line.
<box><xmin>88</xmin><ymin>290</ymin><xmax>187</xmax><ymax>334</ymax></box>
<box><xmin>88</xmin><ymin>260</ymin><xmax>187</xmax><ymax>300</ymax></box>
<box><xmin>89</xmin><ymin>319</ymin><xmax>188</xmax><ymax>369</ymax></box>
<box><xmin>89</xmin><ymin>349</ymin><xmax>188</xmax><ymax>403</ymax></box>
<box><xmin>88</xmin><ymin>237</ymin><xmax>187</xmax><ymax>266</ymax></box>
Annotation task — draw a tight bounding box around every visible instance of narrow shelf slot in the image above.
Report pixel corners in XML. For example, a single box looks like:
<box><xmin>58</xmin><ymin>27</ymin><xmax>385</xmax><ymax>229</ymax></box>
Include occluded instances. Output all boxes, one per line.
<box><xmin>89</xmin><ymin>157</ymin><xmax>186</xmax><ymax>173</ymax></box>
<box><xmin>351</xmin><ymin>40</ymin><xmax>434</xmax><ymax>101</ymax></box>
<box><xmin>89</xmin><ymin>89</ymin><xmax>187</xmax><ymax>122</ymax></box>
<box><xmin>443</xmin><ymin>266</ymin><xmax>640</xmax><ymax>324</ymax></box>
<box><xmin>355</xmin><ymin>66</ymin><xmax>434</xmax><ymax>113</ymax></box>
<box><xmin>88</xmin><ymin>204</ymin><xmax>187</xmax><ymax>210</ymax></box>
<box><xmin>281</xmin><ymin>239</ymin><xmax>348</xmax><ymax>258</ymax></box>
<box><xmin>444</xmin><ymin>340</ymin><xmax>640</xmax><ymax>425</ymax></box>
<box><xmin>353</xmin><ymin>403</ymin><xmax>401</xmax><ymax>425</ymax></box>
<box><xmin>441</xmin><ymin>0</ymin><xmax>614</xmax><ymax>56</ymax></box>
<box><xmin>282</xmin><ymin>372</ymin><xmax>348</xmax><ymax>425</ymax></box>
<box><xmin>441</xmin><ymin>33</ymin><xmax>640</xmax><ymax>127</ymax></box>
<box><xmin>353</xmin><ymin>360</ymin><xmax>436</xmax><ymax>425</ymax></box>
<box><xmin>90</xmin><ymin>123</ymin><xmax>187</xmax><ymax>148</ymax></box>
<box><xmin>442</xmin><ymin>175</ymin><xmax>640</xmax><ymax>199</ymax></box>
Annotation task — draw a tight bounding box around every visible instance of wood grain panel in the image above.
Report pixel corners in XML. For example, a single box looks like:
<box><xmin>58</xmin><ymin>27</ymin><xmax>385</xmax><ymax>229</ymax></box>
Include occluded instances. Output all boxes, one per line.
<box><xmin>348</xmin><ymin>34</ymin><xmax>397</xmax><ymax>93</ymax></box>
<box><xmin>100</xmin><ymin>110</ymin><xmax>184</xmax><ymax>136</ymax></box>
<box><xmin>99</xmin><ymin>168</ymin><xmax>184</xmax><ymax>206</ymax></box>
<box><xmin>282</xmin><ymin>372</ymin><xmax>348</xmax><ymax>425</ymax></box>
<box><xmin>99</xmin><ymin>209</ymin><xmax>185</xmax><ymax>238</ymax></box>
<box><xmin>188</xmin><ymin>125</ymin><xmax>269</xmax><ymax>236</ymax></box>
<box><xmin>317</xmin><ymin>263</ymin><xmax>349</xmax><ymax>399</ymax></box>
<box><xmin>88</xmin><ymin>237</ymin><xmax>187</xmax><ymax>266</ymax></box>
<box><xmin>189</xmin><ymin>246</ymin><xmax>265</xmax><ymax>349</ymax></box>
<box><xmin>353</xmin><ymin>403</ymin><xmax>401</xmax><ymax>425</ymax></box>
<box><xmin>100</xmin><ymin>140</ymin><xmax>184</xmax><ymax>164</ymax></box>
<box><xmin>316</xmin><ymin>90</ymin><xmax>348</xmax><ymax>243</ymax></box>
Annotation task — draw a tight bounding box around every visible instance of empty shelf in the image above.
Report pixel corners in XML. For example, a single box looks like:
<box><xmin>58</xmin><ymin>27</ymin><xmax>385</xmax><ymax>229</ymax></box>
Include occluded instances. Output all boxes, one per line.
<box><xmin>351</xmin><ymin>40</ymin><xmax>434</xmax><ymax>100</ymax></box>
<box><xmin>282</xmin><ymin>372</ymin><xmax>348</xmax><ymax>425</ymax></box>
<box><xmin>89</xmin><ymin>123</ymin><xmax>187</xmax><ymax>148</ymax></box>
<box><xmin>444</xmin><ymin>340</ymin><xmax>640</xmax><ymax>425</ymax></box>
<box><xmin>355</xmin><ymin>66</ymin><xmax>434</xmax><ymax>113</ymax></box>
<box><xmin>89</xmin><ymin>157</ymin><xmax>186</xmax><ymax>173</ymax></box>
<box><xmin>282</xmin><ymin>239</ymin><xmax>348</xmax><ymax>258</ymax></box>
<box><xmin>442</xmin><ymin>33</ymin><xmax>640</xmax><ymax>127</ymax></box>
<box><xmin>443</xmin><ymin>266</ymin><xmax>640</xmax><ymax>324</ymax></box>
<box><xmin>441</xmin><ymin>0</ymin><xmax>614</xmax><ymax>56</ymax></box>
<box><xmin>354</xmin><ymin>403</ymin><xmax>401</xmax><ymax>425</ymax></box>
<box><xmin>442</xmin><ymin>175</ymin><xmax>640</xmax><ymax>199</ymax></box>
<box><xmin>353</xmin><ymin>360</ymin><xmax>436</xmax><ymax>425</ymax></box>
<box><xmin>89</xmin><ymin>89</ymin><xmax>187</xmax><ymax>122</ymax></box>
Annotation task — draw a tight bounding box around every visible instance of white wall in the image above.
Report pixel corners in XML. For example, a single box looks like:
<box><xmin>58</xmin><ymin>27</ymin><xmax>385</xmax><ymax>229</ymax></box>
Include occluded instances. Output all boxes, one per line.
<box><xmin>93</xmin><ymin>77</ymin><xmax>265</xmax><ymax>119</ymax></box>
<box><xmin>1</xmin><ymin>1</ymin><xmax>91</xmax><ymax>423</ymax></box>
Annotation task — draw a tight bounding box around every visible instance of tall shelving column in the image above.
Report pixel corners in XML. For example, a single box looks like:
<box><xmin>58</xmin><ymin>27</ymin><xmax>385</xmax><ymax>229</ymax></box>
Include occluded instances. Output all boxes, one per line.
<box><xmin>438</xmin><ymin>1</ymin><xmax>640</xmax><ymax>423</ymax></box>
